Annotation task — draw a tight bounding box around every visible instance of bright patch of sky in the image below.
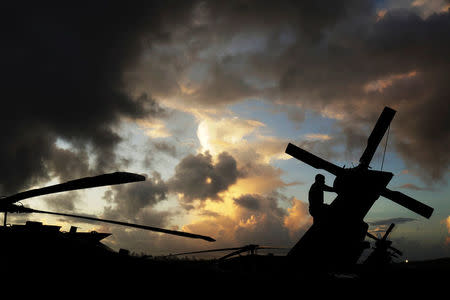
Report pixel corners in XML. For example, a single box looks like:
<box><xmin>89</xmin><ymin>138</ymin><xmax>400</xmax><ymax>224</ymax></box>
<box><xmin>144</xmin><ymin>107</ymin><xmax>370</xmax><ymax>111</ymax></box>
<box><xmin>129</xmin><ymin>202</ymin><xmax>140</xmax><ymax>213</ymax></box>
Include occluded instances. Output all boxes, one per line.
<box><xmin>55</xmin><ymin>137</ymin><xmax>72</xmax><ymax>150</ymax></box>
<box><xmin>116</xmin><ymin>109</ymin><xmax>200</xmax><ymax>180</ymax></box>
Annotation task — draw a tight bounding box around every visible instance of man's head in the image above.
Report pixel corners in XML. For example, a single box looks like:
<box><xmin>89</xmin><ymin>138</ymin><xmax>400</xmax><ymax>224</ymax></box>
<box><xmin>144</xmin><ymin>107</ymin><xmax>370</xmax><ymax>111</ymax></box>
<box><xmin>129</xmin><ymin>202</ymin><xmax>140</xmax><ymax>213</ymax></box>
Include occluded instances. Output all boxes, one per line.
<box><xmin>315</xmin><ymin>174</ymin><xmax>325</xmax><ymax>184</ymax></box>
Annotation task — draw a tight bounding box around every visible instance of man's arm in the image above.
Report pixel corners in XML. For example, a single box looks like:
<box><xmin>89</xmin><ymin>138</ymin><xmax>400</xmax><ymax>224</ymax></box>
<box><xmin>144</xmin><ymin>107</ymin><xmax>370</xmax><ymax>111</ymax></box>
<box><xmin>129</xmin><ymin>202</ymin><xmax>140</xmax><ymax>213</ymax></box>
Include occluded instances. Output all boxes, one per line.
<box><xmin>323</xmin><ymin>184</ymin><xmax>335</xmax><ymax>193</ymax></box>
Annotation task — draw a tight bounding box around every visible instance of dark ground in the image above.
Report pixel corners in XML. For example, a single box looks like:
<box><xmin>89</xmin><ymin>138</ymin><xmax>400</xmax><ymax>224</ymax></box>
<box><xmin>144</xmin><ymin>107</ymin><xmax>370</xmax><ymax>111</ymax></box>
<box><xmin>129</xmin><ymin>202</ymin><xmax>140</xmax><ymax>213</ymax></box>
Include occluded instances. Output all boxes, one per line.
<box><xmin>0</xmin><ymin>224</ymin><xmax>447</xmax><ymax>296</ymax></box>
<box><xmin>3</xmin><ymin>250</ymin><xmax>448</xmax><ymax>296</ymax></box>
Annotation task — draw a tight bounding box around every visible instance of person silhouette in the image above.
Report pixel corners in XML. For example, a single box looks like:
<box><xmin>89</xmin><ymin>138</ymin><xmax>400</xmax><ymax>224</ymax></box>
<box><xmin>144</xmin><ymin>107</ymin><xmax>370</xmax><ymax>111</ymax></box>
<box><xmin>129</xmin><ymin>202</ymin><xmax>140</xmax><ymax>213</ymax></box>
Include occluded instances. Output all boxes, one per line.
<box><xmin>308</xmin><ymin>174</ymin><xmax>335</xmax><ymax>224</ymax></box>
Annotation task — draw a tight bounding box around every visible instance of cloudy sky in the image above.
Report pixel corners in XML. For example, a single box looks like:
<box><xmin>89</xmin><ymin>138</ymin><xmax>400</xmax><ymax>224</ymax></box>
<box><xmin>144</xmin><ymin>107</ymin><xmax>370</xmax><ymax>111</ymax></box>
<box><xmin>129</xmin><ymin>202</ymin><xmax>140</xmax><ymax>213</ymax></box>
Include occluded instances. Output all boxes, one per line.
<box><xmin>2</xmin><ymin>0</ymin><xmax>449</xmax><ymax>261</ymax></box>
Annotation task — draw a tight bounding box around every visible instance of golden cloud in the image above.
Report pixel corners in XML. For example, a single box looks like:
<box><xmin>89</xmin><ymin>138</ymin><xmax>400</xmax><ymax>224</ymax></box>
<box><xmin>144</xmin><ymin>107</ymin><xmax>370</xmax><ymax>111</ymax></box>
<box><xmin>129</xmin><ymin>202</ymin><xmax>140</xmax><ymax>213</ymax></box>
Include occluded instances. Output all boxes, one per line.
<box><xmin>182</xmin><ymin>214</ymin><xmax>238</xmax><ymax>246</ymax></box>
<box><xmin>443</xmin><ymin>3</ymin><xmax>450</xmax><ymax>12</ymax></box>
<box><xmin>196</xmin><ymin>116</ymin><xmax>289</xmax><ymax>164</ymax></box>
<box><xmin>283</xmin><ymin>198</ymin><xmax>312</xmax><ymax>239</ymax></box>
<box><xmin>170</xmin><ymin>114</ymin><xmax>306</xmax><ymax>249</ymax></box>
<box><xmin>304</xmin><ymin>133</ymin><xmax>332</xmax><ymax>141</ymax></box>
<box><xmin>364</xmin><ymin>71</ymin><xmax>417</xmax><ymax>93</ymax></box>
<box><xmin>412</xmin><ymin>0</ymin><xmax>450</xmax><ymax>14</ymax></box>
<box><xmin>197</xmin><ymin>117</ymin><xmax>264</xmax><ymax>154</ymax></box>
<box><xmin>179</xmin><ymin>178</ymin><xmax>304</xmax><ymax>248</ymax></box>
<box><xmin>443</xmin><ymin>216</ymin><xmax>450</xmax><ymax>246</ymax></box>
<box><xmin>320</xmin><ymin>106</ymin><xmax>346</xmax><ymax>120</ymax></box>
<box><xmin>136</xmin><ymin>119</ymin><xmax>171</xmax><ymax>138</ymax></box>
<box><xmin>376</xmin><ymin>9</ymin><xmax>388</xmax><ymax>22</ymax></box>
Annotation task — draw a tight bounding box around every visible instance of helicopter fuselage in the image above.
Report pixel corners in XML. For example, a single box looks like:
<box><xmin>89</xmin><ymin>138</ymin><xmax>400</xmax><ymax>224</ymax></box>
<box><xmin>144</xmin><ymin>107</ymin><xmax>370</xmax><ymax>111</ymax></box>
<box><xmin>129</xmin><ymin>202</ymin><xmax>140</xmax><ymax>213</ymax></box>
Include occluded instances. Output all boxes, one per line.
<box><xmin>287</xmin><ymin>166</ymin><xmax>394</xmax><ymax>270</ymax></box>
<box><xmin>331</xmin><ymin>166</ymin><xmax>394</xmax><ymax>221</ymax></box>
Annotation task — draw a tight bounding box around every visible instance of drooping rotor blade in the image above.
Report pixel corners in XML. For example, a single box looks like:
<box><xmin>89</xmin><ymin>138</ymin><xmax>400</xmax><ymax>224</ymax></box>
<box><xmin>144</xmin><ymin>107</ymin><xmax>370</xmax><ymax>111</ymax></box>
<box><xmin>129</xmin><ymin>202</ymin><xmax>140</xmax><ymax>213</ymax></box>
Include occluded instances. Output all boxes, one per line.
<box><xmin>170</xmin><ymin>247</ymin><xmax>245</xmax><ymax>256</ymax></box>
<box><xmin>359</xmin><ymin>107</ymin><xmax>396</xmax><ymax>168</ymax></box>
<box><xmin>285</xmin><ymin>143</ymin><xmax>342</xmax><ymax>176</ymax></box>
<box><xmin>382</xmin><ymin>223</ymin><xmax>395</xmax><ymax>241</ymax></box>
<box><xmin>390</xmin><ymin>246</ymin><xmax>403</xmax><ymax>257</ymax></box>
<box><xmin>169</xmin><ymin>244</ymin><xmax>284</xmax><ymax>257</ymax></box>
<box><xmin>17</xmin><ymin>207</ymin><xmax>215</xmax><ymax>242</ymax></box>
<box><xmin>381</xmin><ymin>188</ymin><xmax>434</xmax><ymax>219</ymax></box>
<box><xmin>219</xmin><ymin>245</ymin><xmax>285</xmax><ymax>260</ymax></box>
<box><xmin>219</xmin><ymin>248</ymin><xmax>249</xmax><ymax>260</ymax></box>
<box><xmin>0</xmin><ymin>172</ymin><xmax>146</xmax><ymax>207</ymax></box>
<box><xmin>257</xmin><ymin>246</ymin><xmax>287</xmax><ymax>250</ymax></box>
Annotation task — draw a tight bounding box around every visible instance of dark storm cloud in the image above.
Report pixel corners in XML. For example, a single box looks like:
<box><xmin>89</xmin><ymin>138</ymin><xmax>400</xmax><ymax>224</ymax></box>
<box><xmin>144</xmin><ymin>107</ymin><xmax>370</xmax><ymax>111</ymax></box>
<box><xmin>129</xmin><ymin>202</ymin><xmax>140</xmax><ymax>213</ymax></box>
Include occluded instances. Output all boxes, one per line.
<box><xmin>273</xmin><ymin>104</ymin><xmax>306</xmax><ymax>125</ymax></box>
<box><xmin>190</xmin><ymin>61</ymin><xmax>258</xmax><ymax>105</ymax></box>
<box><xmin>103</xmin><ymin>172</ymin><xmax>168</xmax><ymax>220</ymax></box>
<box><xmin>43</xmin><ymin>192</ymin><xmax>81</xmax><ymax>212</ymax></box>
<box><xmin>0</xmin><ymin>2</ymin><xmax>199</xmax><ymax>194</ymax></box>
<box><xmin>131</xmin><ymin>0</ymin><xmax>374</xmax><ymax>106</ymax></box>
<box><xmin>153</xmin><ymin>141</ymin><xmax>178</xmax><ymax>158</ymax></box>
<box><xmin>234</xmin><ymin>194</ymin><xmax>261</xmax><ymax>211</ymax></box>
<box><xmin>168</xmin><ymin>151</ymin><xmax>239</xmax><ymax>206</ymax></box>
<box><xmin>274</xmin><ymin>9</ymin><xmax>450</xmax><ymax>181</ymax></box>
<box><xmin>141</xmin><ymin>140</ymin><xmax>178</xmax><ymax>169</ymax></box>
<box><xmin>45</xmin><ymin>147</ymin><xmax>90</xmax><ymax>182</ymax></box>
<box><xmin>102</xmin><ymin>150</ymin><xmax>240</xmax><ymax>223</ymax></box>
<box><xmin>99</xmin><ymin>172</ymin><xmax>174</xmax><ymax>239</ymax></box>
<box><xmin>205</xmin><ymin>0</ymin><xmax>373</xmax><ymax>40</ymax></box>
<box><xmin>234</xmin><ymin>193</ymin><xmax>286</xmax><ymax>218</ymax></box>
<box><xmin>272</xmin><ymin>6</ymin><xmax>450</xmax><ymax>181</ymax></box>
<box><xmin>233</xmin><ymin>193</ymin><xmax>291</xmax><ymax>246</ymax></box>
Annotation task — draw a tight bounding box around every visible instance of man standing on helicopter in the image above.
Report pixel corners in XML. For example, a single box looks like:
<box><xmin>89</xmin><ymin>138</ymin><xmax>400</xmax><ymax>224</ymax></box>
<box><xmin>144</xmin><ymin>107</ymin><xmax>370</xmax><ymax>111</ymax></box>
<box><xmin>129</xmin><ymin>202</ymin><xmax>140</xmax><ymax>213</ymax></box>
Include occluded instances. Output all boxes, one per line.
<box><xmin>308</xmin><ymin>174</ymin><xmax>335</xmax><ymax>224</ymax></box>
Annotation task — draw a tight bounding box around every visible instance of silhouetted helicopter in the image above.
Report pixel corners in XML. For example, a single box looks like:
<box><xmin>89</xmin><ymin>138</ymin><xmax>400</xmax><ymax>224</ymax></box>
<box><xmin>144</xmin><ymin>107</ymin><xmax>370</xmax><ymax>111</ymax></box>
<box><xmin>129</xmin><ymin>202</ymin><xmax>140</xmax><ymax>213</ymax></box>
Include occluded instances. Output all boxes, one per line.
<box><xmin>364</xmin><ymin>223</ymin><xmax>403</xmax><ymax>265</ymax></box>
<box><xmin>159</xmin><ymin>106</ymin><xmax>432</xmax><ymax>277</ymax></box>
<box><xmin>0</xmin><ymin>172</ymin><xmax>215</xmax><ymax>242</ymax></box>
<box><xmin>167</xmin><ymin>244</ymin><xmax>289</xmax><ymax>277</ymax></box>
<box><xmin>0</xmin><ymin>171</ymin><xmax>215</xmax><ymax>273</ymax></box>
<box><xmin>169</xmin><ymin>244</ymin><xmax>285</xmax><ymax>261</ymax></box>
<box><xmin>285</xmin><ymin>106</ymin><xmax>433</xmax><ymax>271</ymax></box>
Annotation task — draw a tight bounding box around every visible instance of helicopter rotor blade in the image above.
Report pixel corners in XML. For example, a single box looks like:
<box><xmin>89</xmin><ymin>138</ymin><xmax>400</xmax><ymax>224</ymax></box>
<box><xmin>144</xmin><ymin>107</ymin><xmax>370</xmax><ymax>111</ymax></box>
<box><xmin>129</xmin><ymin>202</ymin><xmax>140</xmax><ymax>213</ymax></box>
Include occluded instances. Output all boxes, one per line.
<box><xmin>0</xmin><ymin>172</ymin><xmax>146</xmax><ymax>207</ymax></box>
<box><xmin>359</xmin><ymin>106</ymin><xmax>396</xmax><ymax>168</ymax></box>
<box><xmin>170</xmin><ymin>247</ymin><xmax>244</xmax><ymax>256</ymax></box>
<box><xmin>366</xmin><ymin>231</ymin><xmax>380</xmax><ymax>241</ymax></box>
<box><xmin>366</xmin><ymin>228</ymin><xmax>403</xmax><ymax>255</ymax></box>
<box><xmin>219</xmin><ymin>248</ymin><xmax>249</xmax><ymax>261</ymax></box>
<box><xmin>20</xmin><ymin>207</ymin><xmax>215</xmax><ymax>242</ymax></box>
<box><xmin>257</xmin><ymin>246</ymin><xmax>287</xmax><ymax>250</ymax></box>
<box><xmin>382</xmin><ymin>223</ymin><xmax>395</xmax><ymax>241</ymax></box>
<box><xmin>170</xmin><ymin>244</ymin><xmax>284</xmax><ymax>256</ymax></box>
<box><xmin>285</xmin><ymin>143</ymin><xmax>342</xmax><ymax>176</ymax></box>
<box><xmin>381</xmin><ymin>188</ymin><xmax>433</xmax><ymax>219</ymax></box>
<box><xmin>390</xmin><ymin>246</ymin><xmax>403</xmax><ymax>257</ymax></box>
